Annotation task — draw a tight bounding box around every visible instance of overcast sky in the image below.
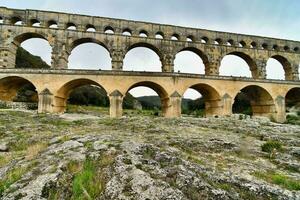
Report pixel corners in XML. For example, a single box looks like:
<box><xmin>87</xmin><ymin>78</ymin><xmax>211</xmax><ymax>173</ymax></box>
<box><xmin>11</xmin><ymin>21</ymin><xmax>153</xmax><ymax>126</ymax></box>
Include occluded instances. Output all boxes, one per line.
<box><xmin>2</xmin><ymin>0</ymin><xmax>300</xmax><ymax>98</ymax></box>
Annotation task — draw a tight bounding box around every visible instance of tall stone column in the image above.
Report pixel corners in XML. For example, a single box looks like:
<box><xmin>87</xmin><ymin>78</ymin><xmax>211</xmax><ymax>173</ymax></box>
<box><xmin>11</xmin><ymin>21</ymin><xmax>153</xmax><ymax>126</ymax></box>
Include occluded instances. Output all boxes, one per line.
<box><xmin>254</xmin><ymin>60</ymin><xmax>267</xmax><ymax>79</ymax></box>
<box><xmin>291</xmin><ymin>63</ymin><xmax>299</xmax><ymax>81</ymax></box>
<box><xmin>0</xmin><ymin>43</ymin><xmax>18</xmax><ymax>68</ymax></box>
<box><xmin>109</xmin><ymin>90</ymin><xmax>123</xmax><ymax>118</ymax></box>
<box><xmin>274</xmin><ymin>96</ymin><xmax>286</xmax><ymax>123</ymax></box>
<box><xmin>51</xmin><ymin>41</ymin><xmax>69</xmax><ymax>69</ymax></box>
<box><xmin>165</xmin><ymin>91</ymin><xmax>182</xmax><ymax>118</ymax></box>
<box><xmin>111</xmin><ymin>48</ymin><xmax>125</xmax><ymax>70</ymax></box>
<box><xmin>161</xmin><ymin>53</ymin><xmax>175</xmax><ymax>72</ymax></box>
<box><xmin>222</xmin><ymin>93</ymin><xmax>232</xmax><ymax>116</ymax></box>
<box><xmin>38</xmin><ymin>88</ymin><xmax>53</xmax><ymax>113</ymax></box>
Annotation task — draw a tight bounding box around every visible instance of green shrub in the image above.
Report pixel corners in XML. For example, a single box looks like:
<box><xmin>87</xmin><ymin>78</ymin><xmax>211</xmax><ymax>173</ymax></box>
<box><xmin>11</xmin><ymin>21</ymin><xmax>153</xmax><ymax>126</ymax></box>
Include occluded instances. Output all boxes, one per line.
<box><xmin>261</xmin><ymin>140</ymin><xmax>282</xmax><ymax>153</ymax></box>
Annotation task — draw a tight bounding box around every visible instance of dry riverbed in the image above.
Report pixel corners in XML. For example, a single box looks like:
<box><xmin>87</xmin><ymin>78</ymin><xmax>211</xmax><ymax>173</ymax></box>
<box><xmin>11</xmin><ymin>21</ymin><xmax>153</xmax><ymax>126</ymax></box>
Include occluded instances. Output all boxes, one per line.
<box><xmin>0</xmin><ymin>110</ymin><xmax>299</xmax><ymax>199</ymax></box>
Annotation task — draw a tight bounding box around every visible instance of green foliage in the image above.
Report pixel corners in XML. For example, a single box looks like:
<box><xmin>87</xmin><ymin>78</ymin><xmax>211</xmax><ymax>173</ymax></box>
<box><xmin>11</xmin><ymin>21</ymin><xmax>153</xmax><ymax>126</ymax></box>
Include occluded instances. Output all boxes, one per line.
<box><xmin>16</xmin><ymin>47</ymin><xmax>50</xmax><ymax>69</ymax></box>
<box><xmin>232</xmin><ymin>92</ymin><xmax>253</xmax><ymax>115</ymax></box>
<box><xmin>0</xmin><ymin>166</ymin><xmax>27</xmax><ymax>196</ymax></box>
<box><xmin>253</xmin><ymin>171</ymin><xmax>300</xmax><ymax>190</ymax></box>
<box><xmin>286</xmin><ymin>115</ymin><xmax>300</xmax><ymax>125</ymax></box>
<box><xmin>261</xmin><ymin>140</ymin><xmax>282</xmax><ymax>153</ymax></box>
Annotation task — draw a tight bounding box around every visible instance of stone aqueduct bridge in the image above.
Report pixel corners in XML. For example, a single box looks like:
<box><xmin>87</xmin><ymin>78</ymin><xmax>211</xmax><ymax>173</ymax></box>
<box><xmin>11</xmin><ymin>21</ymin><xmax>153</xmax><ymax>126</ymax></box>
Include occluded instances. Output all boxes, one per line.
<box><xmin>0</xmin><ymin>7</ymin><xmax>300</xmax><ymax>123</ymax></box>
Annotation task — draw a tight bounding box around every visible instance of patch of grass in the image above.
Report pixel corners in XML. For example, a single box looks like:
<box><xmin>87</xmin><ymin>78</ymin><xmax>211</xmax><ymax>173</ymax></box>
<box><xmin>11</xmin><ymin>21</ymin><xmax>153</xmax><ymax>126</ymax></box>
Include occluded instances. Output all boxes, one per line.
<box><xmin>0</xmin><ymin>166</ymin><xmax>28</xmax><ymax>195</ymax></box>
<box><xmin>286</xmin><ymin>115</ymin><xmax>300</xmax><ymax>125</ymax></box>
<box><xmin>253</xmin><ymin>171</ymin><xmax>300</xmax><ymax>190</ymax></box>
<box><xmin>25</xmin><ymin>142</ymin><xmax>48</xmax><ymax>160</ymax></box>
<box><xmin>0</xmin><ymin>155</ymin><xmax>11</xmax><ymax>168</ymax></box>
<box><xmin>261</xmin><ymin>140</ymin><xmax>282</xmax><ymax>153</ymax></box>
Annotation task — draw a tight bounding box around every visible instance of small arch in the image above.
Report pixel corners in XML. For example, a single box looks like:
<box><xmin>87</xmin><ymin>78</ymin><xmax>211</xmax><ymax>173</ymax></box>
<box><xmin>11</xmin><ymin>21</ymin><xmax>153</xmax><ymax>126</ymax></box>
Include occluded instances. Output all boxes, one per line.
<box><xmin>233</xmin><ymin>85</ymin><xmax>275</xmax><ymax>118</ymax></box>
<box><xmin>284</xmin><ymin>46</ymin><xmax>290</xmax><ymax>52</ymax></box>
<box><xmin>55</xmin><ymin>79</ymin><xmax>108</xmax><ymax>113</ymax></box>
<box><xmin>104</xmin><ymin>26</ymin><xmax>115</xmax><ymax>34</ymax></box>
<box><xmin>250</xmin><ymin>41</ymin><xmax>257</xmax><ymax>48</ymax></box>
<box><xmin>0</xmin><ymin>76</ymin><xmax>38</xmax><ymax>105</ymax></box>
<box><xmin>11</xmin><ymin>16</ymin><xmax>23</xmax><ymax>25</ymax></box>
<box><xmin>66</xmin><ymin>22</ymin><xmax>77</xmax><ymax>30</ymax></box>
<box><xmin>0</xmin><ymin>16</ymin><xmax>3</xmax><ymax>24</ymax></box>
<box><xmin>182</xmin><ymin>84</ymin><xmax>221</xmax><ymax>117</ymax></box>
<box><xmin>214</xmin><ymin>38</ymin><xmax>222</xmax><ymax>45</ymax></box>
<box><xmin>86</xmin><ymin>24</ymin><xmax>96</xmax><ymax>32</ymax></box>
<box><xmin>201</xmin><ymin>37</ymin><xmax>209</xmax><ymax>44</ymax></box>
<box><xmin>155</xmin><ymin>32</ymin><xmax>164</xmax><ymax>39</ymax></box>
<box><xmin>186</xmin><ymin>35</ymin><xmax>194</xmax><ymax>42</ymax></box>
<box><xmin>139</xmin><ymin>30</ymin><xmax>148</xmax><ymax>37</ymax></box>
<box><xmin>239</xmin><ymin>41</ymin><xmax>246</xmax><ymax>48</ymax></box>
<box><xmin>47</xmin><ymin>20</ymin><xmax>58</xmax><ymax>29</ymax></box>
<box><xmin>171</xmin><ymin>33</ymin><xmax>180</xmax><ymax>41</ymax></box>
<box><xmin>30</xmin><ymin>19</ymin><xmax>41</xmax><ymax>27</ymax></box>
<box><xmin>262</xmin><ymin>43</ymin><xmax>269</xmax><ymax>50</ymax></box>
<box><xmin>227</xmin><ymin>39</ymin><xmax>234</xmax><ymax>46</ymax></box>
<box><xmin>124</xmin><ymin>81</ymin><xmax>169</xmax><ymax>116</ymax></box>
<box><xmin>272</xmin><ymin>44</ymin><xmax>279</xmax><ymax>51</ymax></box>
<box><xmin>293</xmin><ymin>47</ymin><xmax>299</xmax><ymax>52</ymax></box>
<box><xmin>122</xmin><ymin>28</ymin><xmax>132</xmax><ymax>36</ymax></box>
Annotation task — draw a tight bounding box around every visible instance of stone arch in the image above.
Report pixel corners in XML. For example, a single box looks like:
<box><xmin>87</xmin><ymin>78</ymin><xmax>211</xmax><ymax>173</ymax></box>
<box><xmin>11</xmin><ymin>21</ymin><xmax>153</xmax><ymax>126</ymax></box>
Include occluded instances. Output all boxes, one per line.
<box><xmin>125</xmin><ymin>81</ymin><xmax>169</xmax><ymax>116</ymax></box>
<box><xmin>175</xmin><ymin>47</ymin><xmax>209</xmax><ymax>74</ymax></box>
<box><xmin>68</xmin><ymin>38</ymin><xmax>111</xmax><ymax>70</ymax></box>
<box><xmin>29</xmin><ymin>19</ymin><xmax>41</xmax><ymax>27</ymax></box>
<box><xmin>233</xmin><ymin>85</ymin><xmax>276</xmax><ymax>118</ymax></box>
<box><xmin>269</xmin><ymin>55</ymin><xmax>293</xmax><ymax>80</ymax></box>
<box><xmin>124</xmin><ymin>42</ymin><xmax>163</xmax><ymax>71</ymax></box>
<box><xmin>182</xmin><ymin>83</ymin><xmax>222</xmax><ymax>117</ymax></box>
<box><xmin>285</xmin><ymin>87</ymin><xmax>300</xmax><ymax>115</ymax></box>
<box><xmin>13</xmin><ymin>32</ymin><xmax>50</xmax><ymax>46</ymax></box>
<box><xmin>221</xmin><ymin>51</ymin><xmax>258</xmax><ymax>78</ymax></box>
<box><xmin>0</xmin><ymin>76</ymin><xmax>38</xmax><ymax>102</ymax></box>
<box><xmin>10</xmin><ymin>16</ymin><xmax>23</xmax><ymax>25</ymax></box>
<box><xmin>54</xmin><ymin>78</ymin><xmax>107</xmax><ymax>112</ymax></box>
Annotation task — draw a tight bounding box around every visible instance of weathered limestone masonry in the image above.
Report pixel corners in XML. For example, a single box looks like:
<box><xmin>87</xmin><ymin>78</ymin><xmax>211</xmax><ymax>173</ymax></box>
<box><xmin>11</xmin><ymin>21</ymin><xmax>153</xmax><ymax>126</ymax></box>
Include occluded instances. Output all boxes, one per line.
<box><xmin>0</xmin><ymin>7</ymin><xmax>299</xmax><ymax>122</ymax></box>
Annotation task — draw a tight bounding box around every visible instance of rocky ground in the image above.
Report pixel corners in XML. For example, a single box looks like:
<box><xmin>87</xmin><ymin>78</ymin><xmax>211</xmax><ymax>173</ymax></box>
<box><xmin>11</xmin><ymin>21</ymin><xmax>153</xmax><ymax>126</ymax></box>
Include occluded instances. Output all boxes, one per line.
<box><xmin>0</xmin><ymin>109</ymin><xmax>299</xmax><ymax>200</ymax></box>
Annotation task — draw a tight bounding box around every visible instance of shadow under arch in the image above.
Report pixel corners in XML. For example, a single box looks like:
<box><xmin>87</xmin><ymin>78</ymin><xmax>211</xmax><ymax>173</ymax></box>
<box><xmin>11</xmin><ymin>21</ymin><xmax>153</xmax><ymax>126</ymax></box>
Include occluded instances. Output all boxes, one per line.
<box><xmin>285</xmin><ymin>87</ymin><xmax>300</xmax><ymax>114</ymax></box>
<box><xmin>69</xmin><ymin>38</ymin><xmax>110</xmax><ymax>53</ymax></box>
<box><xmin>176</xmin><ymin>47</ymin><xmax>209</xmax><ymax>73</ymax></box>
<box><xmin>233</xmin><ymin>85</ymin><xmax>276</xmax><ymax>117</ymax></box>
<box><xmin>55</xmin><ymin>78</ymin><xmax>108</xmax><ymax>113</ymax></box>
<box><xmin>125</xmin><ymin>81</ymin><xmax>169</xmax><ymax>116</ymax></box>
<box><xmin>223</xmin><ymin>51</ymin><xmax>258</xmax><ymax>78</ymax></box>
<box><xmin>183</xmin><ymin>83</ymin><xmax>222</xmax><ymax>116</ymax></box>
<box><xmin>270</xmin><ymin>55</ymin><xmax>293</xmax><ymax>80</ymax></box>
<box><xmin>0</xmin><ymin>76</ymin><xmax>38</xmax><ymax>102</ymax></box>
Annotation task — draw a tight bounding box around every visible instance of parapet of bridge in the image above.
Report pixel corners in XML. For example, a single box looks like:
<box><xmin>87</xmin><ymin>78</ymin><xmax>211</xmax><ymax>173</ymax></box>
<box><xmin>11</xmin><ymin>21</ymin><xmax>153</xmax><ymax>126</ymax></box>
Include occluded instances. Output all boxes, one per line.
<box><xmin>0</xmin><ymin>7</ymin><xmax>299</xmax><ymax>123</ymax></box>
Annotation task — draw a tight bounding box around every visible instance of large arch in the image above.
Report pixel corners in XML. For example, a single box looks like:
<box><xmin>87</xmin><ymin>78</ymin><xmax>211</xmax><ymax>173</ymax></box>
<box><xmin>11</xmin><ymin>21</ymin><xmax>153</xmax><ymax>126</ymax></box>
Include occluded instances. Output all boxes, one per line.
<box><xmin>182</xmin><ymin>83</ymin><xmax>222</xmax><ymax>117</ymax></box>
<box><xmin>233</xmin><ymin>85</ymin><xmax>276</xmax><ymax>118</ymax></box>
<box><xmin>174</xmin><ymin>47</ymin><xmax>208</xmax><ymax>74</ymax></box>
<box><xmin>0</xmin><ymin>76</ymin><xmax>38</xmax><ymax>103</ymax></box>
<box><xmin>68</xmin><ymin>38</ymin><xmax>111</xmax><ymax>70</ymax></box>
<box><xmin>285</xmin><ymin>87</ymin><xmax>300</xmax><ymax>116</ymax></box>
<box><xmin>124</xmin><ymin>81</ymin><xmax>169</xmax><ymax>116</ymax></box>
<box><xmin>123</xmin><ymin>43</ymin><xmax>162</xmax><ymax>72</ymax></box>
<box><xmin>269</xmin><ymin>55</ymin><xmax>293</xmax><ymax>80</ymax></box>
<box><xmin>55</xmin><ymin>79</ymin><xmax>108</xmax><ymax>113</ymax></box>
<box><xmin>12</xmin><ymin>32</ymin><xmax>52</xmax><ymax>68</ymax></box>
<box><xmin>220</xmin><ymin>52</ymin><xmax>257</xmax><ymax>78</ymax></box>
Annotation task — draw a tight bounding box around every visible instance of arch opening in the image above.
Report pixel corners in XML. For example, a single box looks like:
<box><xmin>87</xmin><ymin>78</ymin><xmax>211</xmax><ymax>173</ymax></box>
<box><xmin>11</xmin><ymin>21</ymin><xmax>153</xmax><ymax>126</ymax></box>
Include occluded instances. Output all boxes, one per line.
<box><xmin>66</xmin><ymin>22</ymin><xmax>76</xmax><ymax>30</ymax></box>
<box><xmin>0</xmin><ymin>76</ymin><xmax>38</xmax><ymax>110</ymax></box>
<box><xmin>104</xmin><ymin>26</ymin><xmax>114</xmax><ymax>34</ymax></box>
<box><xmin>13</xmin><ymin>33</ymin><xmax>52</xmax><ymax>68</ymax></box>
<box><xmin>220</xmin><ymin>52</ymin><xmax>256</xmax><ymax>78</ymax></box>
<box><xmin>201</xmin><ymin>37</ymin><xmax>208</xmax><ymax>44</ymax></box>
<box><xmin>174</xmin><ymin>48</ymin><xmax>207</xmax><ymax>74</ymax></box>
<box><xmin>68</xmin><ymin>39</ymin><xmax>111</xmax><ymax>70</ymax></box>
<box><xmin>123</xmin><ymin>44</ymin><xmax>162</xmax><ymax>72</ymax></box>
<box><xmin>0</xmin><ymin>16</ymin><xmax>3</xmax><ymax>24</ymax></box>
<box><xmin>233</xmin><ymin>85</ymin><xmax>275</xmax><ymax>118</ymax></box>
<box><xmin>11</xmin><ymin>16</ymin><xmax>23</xmax><ymax>25</ymax></box>
<box><xmin>268</xmin><ymin>55</ymin><xmax>292</xmax><ymax>80</ymax></box>
<box><xmin>86</xmin><ymin>24</ymin><xmax>96</xmax><ymax>32</ymax></box>
<box><xmin>47</xmin><ymin>20</ymin><xmax>58</xmax><ymax>29</ymax></box>
<box><xmin>182</xmin><ymin>84</ymin><xmax>221</xmax><ymax>117</ymax></box>
<box><xmin>171</xmin><ymin>34</ymin><xmax>179</xmax><ymax>41</ymax></box>
<box><xmin>155</xmin><ymin>32</ymin><xmax>164</xmax><ymax>39</ymax></box>
<box><xmin>55</xmin><ymin>79</ymin><xmax>109</xmax><ymax>114</ymax></box>
<box><xmin>30</xmin><ymin>19</ymin><xmax>41</xmax><ymax>27</ymax></box>
<box><xmin>123</xmin><ymin>82</ymin><xmax>168</xmax><ymax>116</ymax></box>
<box><xmin>186</xmin><ymin>35</ymin><xmax>194</xmax><ymax>42</ymax></box>
<box><xmin>139</xmin><ymin>30</ymin><xmax>148</xmax><ymax>37</ymax></box>
<box><xmin>122</xmin><ymin>28</ymin><xmax>132</xmax><ymax>36</ymax></box>
<box><xmin>285</xmin><ymin>88</ymin><xmax>300</xmax><ymax>124</ymax></box>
